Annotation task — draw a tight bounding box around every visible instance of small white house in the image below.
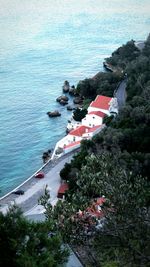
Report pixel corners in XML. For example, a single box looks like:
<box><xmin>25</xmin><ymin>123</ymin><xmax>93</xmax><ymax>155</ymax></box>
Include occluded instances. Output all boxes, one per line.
<box><xmin>82</xmin><ymin>111</ymin><xmax>106</xmax><ymax>127</ymax></box>
<box><xmin>88</xmin><ymin>95</ymin><xmax>115</xmax><ymax>115</ymax></box>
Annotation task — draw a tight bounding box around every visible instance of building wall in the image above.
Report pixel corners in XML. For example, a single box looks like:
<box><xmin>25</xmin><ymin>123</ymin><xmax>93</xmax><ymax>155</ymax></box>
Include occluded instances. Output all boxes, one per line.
<box><xmin>67</xmin><ymin>134</ymin><xmax>82</xmax><ymax>143</ymax></box>
<box><xmin>82</xmin><ymin>125</ymin><xmax>105</xmax><ymax>139</ymax></box>
<box><xmin>82</xmin><ymin>114</ymin><xmax>103</xmax><ymax>127</ymax></box>
<box><xmin>63</xmin><ymin>142</ymin><xmax>81</xmax><ymax>154</ymax></box>
<box><xmin>52</xmin><ymin>135</ymin><xmax>81</xmax><ymax>159</ymax></box>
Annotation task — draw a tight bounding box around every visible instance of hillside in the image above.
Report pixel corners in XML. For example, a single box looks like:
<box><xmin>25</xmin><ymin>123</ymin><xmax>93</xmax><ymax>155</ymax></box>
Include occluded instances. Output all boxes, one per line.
<box><xmin>48</xmin><ymin>35</ymin><xmax>150</xmax><ymax>267</ymax></box>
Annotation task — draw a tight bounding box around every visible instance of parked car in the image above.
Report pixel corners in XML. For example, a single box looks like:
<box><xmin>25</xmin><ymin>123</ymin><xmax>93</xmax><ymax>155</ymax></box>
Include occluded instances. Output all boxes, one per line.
<box><xmin>12</xmin><ymin>190</ymin><xmax>24</xmax><ymax>195</ymax></box>
<box><xmin>35</xmin><ymin>172</ymin><xmax>45</xmax><ymax>179</ymax></box>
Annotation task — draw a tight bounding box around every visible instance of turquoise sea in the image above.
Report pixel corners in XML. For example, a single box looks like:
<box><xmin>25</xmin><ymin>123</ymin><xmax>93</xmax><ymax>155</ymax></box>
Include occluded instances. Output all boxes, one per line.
<box><xmin>0</xmin><ymin>0</ymin><xmax>149</xmax><ymax>196</ymax></box>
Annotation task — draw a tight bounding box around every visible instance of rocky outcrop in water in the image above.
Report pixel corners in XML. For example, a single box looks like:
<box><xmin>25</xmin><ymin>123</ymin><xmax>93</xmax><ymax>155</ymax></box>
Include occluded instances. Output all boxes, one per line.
<box><xmin>56</xmin><ymin>95</ymin><xmax>69</xmax><ymax>105</ymax></box>
<box><xmin>47</xmin><ymin>110</ymin><xmax>61</xmax><ymax>117</ymax></box>
<box><xmin>62</xmin><ymin>80</ymin><xmax>70</xmax><ymax>93</ymax></box>
<box><xmin>42</xmin><ymin>149</ymin><xmax>51</xmax><ymax>163</ymax></box>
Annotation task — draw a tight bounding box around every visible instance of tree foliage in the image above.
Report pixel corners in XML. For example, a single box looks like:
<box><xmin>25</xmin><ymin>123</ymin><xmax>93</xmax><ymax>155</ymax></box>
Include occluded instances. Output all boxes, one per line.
<box><xmin>76</xmin><ymin>72</ymin><xmax>122</xmax><ymax>99</ymax></box>
<box><xmin>0</xmin><ymin>205</ymin><xmax>69</xmax><ymax>267</ymax></box>
<box><xmin>106</xmin><ymin>40</ymin><xmax>140</xmax><ymax>69</ymax></box>
<box><xmin>73</xmin><ymin>108</ymin><xmax>87</xmax><ymax>121</ymax></box>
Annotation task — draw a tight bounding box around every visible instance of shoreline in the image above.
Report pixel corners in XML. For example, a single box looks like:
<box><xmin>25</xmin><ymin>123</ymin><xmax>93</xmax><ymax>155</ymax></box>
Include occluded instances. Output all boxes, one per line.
<box><xmin>0</xmin><ymin>157</ymin><xmax>52</xmax><ymax>201</ymax></box>
<box><xmin>0</xmin><ymin>91</ymin><xmax>76</xmax><ymax>201</ymax></box>
<box><xmin>0</xmin><ymin>149</ymin><xmax>79</xmax><ymax>209</ymax></box>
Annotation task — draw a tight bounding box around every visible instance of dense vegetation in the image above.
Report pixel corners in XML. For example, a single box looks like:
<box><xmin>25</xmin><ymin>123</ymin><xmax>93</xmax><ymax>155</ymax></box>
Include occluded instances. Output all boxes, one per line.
<box><xmin>0</xmin><ymin>205</ymin><xmax>69</xmax><ymax>267</ymax></box>
<box><xmin>73</xmin><ymin>107</ymin><xmax>87</xmax><ymax>121</ymax></box>
<box><xmin>53</xmin><ymin>35</ymin><xmax>150</xmax><ymax>266</ymax></box>
<box><xmin>76</xmin><ymin>72</ymin><xmax>123</xmax><ymax>99</ymax></box>
<box><xmin>105</xmin><ymin>40</ymin><xmax>140</xmax><ymax>69</ymax></box>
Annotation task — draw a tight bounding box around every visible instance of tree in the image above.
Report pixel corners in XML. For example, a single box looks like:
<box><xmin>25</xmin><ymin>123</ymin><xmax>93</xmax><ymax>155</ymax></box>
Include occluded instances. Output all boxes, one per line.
<box><xmin>73</xmin><ymin>108</ymin><xmax>87</xmax><ymax>121</ymax></box>
<box><xmin>0</xmin><ymin>205</ymin><xmax>69</xmax><ymax>267</ymax></box>
<box><xmin>63</xmin><ymin>152</ymin><xmax>150</xmax><ymax>266</ymax></box>
<box><xmin>60</xmin><ymin>162</ymin><xmax>71</xmax><ymax>180</ymax></box>
<box><xmin>76</xmin><ymin>78</ymin><xmax>97</xmax><ymax>98</ymax></box>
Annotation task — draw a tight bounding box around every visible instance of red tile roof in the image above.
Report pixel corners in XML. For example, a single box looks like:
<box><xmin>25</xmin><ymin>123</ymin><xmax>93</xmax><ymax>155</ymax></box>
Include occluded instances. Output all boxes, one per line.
<box><xmin>90</xmin><ymin>95</ymin><xmax>112</xmax><ymax>110</ymax></box>
<box><xmin>96</xmin><ymin>197</ymin><xmax>106</xmax><ymax>205</ymax></box>
<box><xmin>88</xmin><ymin>111</ymin><xmax>106</xmax><ymax>118</ymax></box>
<box><xmin>58</xmin><ymin>183</ymin><xmax>69</xmax><ymax>194</ymax></box>
<box><xmin>69</xmin><ymin>125</ymin><xmax>90</xmax><ymax>137</ymax></box>
<box><xmin>86</xmin><ymin>197</ymin><xmax>106</xmax><ymax>218</ymax></box>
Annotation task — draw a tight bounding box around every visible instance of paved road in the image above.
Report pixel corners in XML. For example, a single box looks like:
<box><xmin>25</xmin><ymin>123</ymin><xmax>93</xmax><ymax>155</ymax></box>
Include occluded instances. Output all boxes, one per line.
<box><xmin>0</xmin><ymin>153</ymin><xmax>75</xmax><ymax>214</ymax></box>
<box><xmin>116</xmin><ymin>79</ymin><xmax>127</xmax><ymax>109</ymax></box>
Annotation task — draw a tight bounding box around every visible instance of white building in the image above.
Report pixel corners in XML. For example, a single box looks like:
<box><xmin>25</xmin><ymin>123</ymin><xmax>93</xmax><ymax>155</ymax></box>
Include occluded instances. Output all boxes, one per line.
<box><xmin>88</xmin><ymin>95</ymin><xmax>118</xmax><ymax>115</ymax></box>
<box><xmin>51</xmin><ymin>125</ymin><xmax>104</xmax><ymax>159</ymax></box>
<box><xmin>82</xmin><ymin>111</ymin><xmax>106</xmax><ymax>127</ymax></box>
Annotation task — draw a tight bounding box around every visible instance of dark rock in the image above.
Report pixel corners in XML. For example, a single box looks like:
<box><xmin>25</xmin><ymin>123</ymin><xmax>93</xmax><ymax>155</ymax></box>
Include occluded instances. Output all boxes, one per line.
<box><xmin>56</xmin><ymin>95</ymin><xmax>69</xmax><ymax>102</ymax></box>
<box><xmin>67</xmin><ymin>105</ymin><xmax>75</xmax><ymax>111</ymax></box>
<box><xmin>67</xmin><ymin>105</ymin><xmax>73</xmax><ymax>111</ymax></box>
<box><xmin>73</xmin><ymin>96</ymin><xmax>83</xmax><ymax>104</ymax></box>
<box><xmin>60</xmin><ymin>100</ymin><xmax>68</xmax><ymax>105</ymax></box>
<box><xmin>47</xmin><ymin>110</ymin><xmax>61</xmax><ymax>117</ymax></box>
<box><xmin>62</xmin><ymin>80</ymin><xmax>70</xmax><ymax>93</ymax></box>
<box><xmin>42</xmin><ymin>150</ymin><xmax>51</xmax><ymax>163</ymax></box>
<box><xmin>56</xmin><ymin>96</ymin><xmax>62</xmax><ymax>102</ymax></box>
<box><xmin>43</xmin><ymin>152</ymin><xmax>49</xmax><ymax>158</ymax></box>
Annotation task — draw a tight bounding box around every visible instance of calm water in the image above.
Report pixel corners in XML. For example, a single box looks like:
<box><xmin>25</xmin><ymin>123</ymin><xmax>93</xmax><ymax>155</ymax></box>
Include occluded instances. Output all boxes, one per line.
<box><xmin>0</xmin><ymin>0</ymin><xmax>149</xmax><ymax>196</ymax></box>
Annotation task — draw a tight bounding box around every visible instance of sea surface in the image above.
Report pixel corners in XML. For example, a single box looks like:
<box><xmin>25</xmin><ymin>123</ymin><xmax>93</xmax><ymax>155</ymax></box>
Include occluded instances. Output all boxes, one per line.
<box><xmin>0</xmin><ymin>0</ymin><xmax>149</xmax><ymax>196</ymax></box>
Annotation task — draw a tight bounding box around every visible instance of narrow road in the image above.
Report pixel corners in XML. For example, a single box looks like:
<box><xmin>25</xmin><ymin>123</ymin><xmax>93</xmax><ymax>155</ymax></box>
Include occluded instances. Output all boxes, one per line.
<box><xmin>0</xmin><ymin>153</ymin><xmax>75</xmax><ymax>214</ymax></box>
<box><xmin>115</xmin><ymin>78</ymin><xmax>127</xmax><ymax>109</ymax></box>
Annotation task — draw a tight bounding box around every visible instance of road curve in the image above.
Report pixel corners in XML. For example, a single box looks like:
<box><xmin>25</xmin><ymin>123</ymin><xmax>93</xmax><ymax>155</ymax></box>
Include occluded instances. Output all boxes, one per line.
<box><xmin>116</xmin><ymin>79</ymin><xmax>127</xmax><ymax>109</ymax></box>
